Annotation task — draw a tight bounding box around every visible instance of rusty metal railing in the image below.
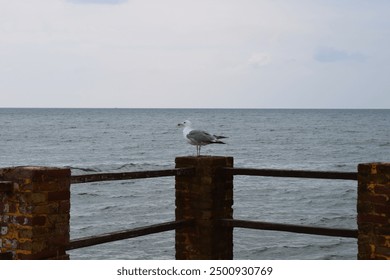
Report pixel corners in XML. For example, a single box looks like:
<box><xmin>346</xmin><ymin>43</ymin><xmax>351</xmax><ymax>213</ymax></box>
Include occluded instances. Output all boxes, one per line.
<box><xmin>67</xmin><ymin>165</ymin><xmax>358</xmax><ymax>254</ymax></box>
<box><xmin>67</xmin><ymin>167</ymin><xmax>194</xmax><ymax>251</ymax></box>
<box><xmin>71</xmin><ymin>167</ymin><xmax>194</xmax><ymax>184</ymax></box>
<box><xmin>224</xmin><ymin>167</ymin><xmax>357</xmax><ymax>180</ymax></box>
<box><xmin>220</xmin><ymin>219</ymin><xmax>357</xmax><ymax>239</ymax></box>
<box><xmin>67</xmin><ymin>220</ymin><xmax>194</xmax><ymax>250</ymax></box>
<box><xmin>222</xmin><ymin>167</ymin><xmax>357</xmax><ymax>240</ymax></box>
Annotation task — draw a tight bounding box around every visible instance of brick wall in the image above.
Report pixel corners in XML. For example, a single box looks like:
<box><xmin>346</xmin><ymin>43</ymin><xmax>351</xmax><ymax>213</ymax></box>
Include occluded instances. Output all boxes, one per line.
<box><xmin>357</xmin><ymin>163</ymin><xmax>390</xmax><ymax>259</ymax></box>
<box><xmin>0</xmin><ymin>167</ymin><xmax>71</xmax><ymax>260</ymax></box>
<box><xmin>2</xmin><ymin>161</ymin><xmax>389</xmax><ymax>260</ymax></box>
<box><xmin>175</xmin><ymin>156</ymin><xmax>234</xmax><ymax>260</ymax></box>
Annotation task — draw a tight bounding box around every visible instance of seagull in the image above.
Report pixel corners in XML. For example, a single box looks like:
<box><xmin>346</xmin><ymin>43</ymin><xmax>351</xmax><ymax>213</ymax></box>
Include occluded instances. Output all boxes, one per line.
<box><xmin>178</xmin><ymin>120</ymin><xmax>227</xmax><ymax>156</ymax></box>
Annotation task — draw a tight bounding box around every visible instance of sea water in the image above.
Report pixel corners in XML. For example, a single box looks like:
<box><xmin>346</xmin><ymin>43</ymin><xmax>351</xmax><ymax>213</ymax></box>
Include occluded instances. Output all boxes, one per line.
<box><xmin>1</xmin><ymin>108</ymin><xmax>389</xmax><ymax>259</ymax></box>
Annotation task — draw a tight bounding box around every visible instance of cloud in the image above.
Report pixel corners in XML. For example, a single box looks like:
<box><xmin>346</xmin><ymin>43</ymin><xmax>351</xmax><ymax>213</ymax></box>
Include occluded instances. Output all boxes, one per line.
<box><xmin>247</xmin><ymin>52</ymin><xmax>272</xmax><ymax>68</ymax></box>
<box><xmin>314</xmin><ymin>47</ymin><xmax>366</xmax><ymax>63</ymax></box>
<box><xmin>1</xmin><ymin>1</ymin><xmax>389</xmax><ymax>108</ymax></box>
<box><xmin>66</xmin><ymin>0</ymin><xmax>127</xmax><ymax>5</ymax></box>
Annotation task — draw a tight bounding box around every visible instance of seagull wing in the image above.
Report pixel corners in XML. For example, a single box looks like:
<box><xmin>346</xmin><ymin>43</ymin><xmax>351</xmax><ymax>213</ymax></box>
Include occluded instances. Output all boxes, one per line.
<box><xmin>187</xmin><ymin>130</ymin><xmax>225</xmax><ymax>145</ymax></box>
<box><xmin>187</xmin><ymin>130</ymin><xmax>216</xmax><ymax>144</ymax></box>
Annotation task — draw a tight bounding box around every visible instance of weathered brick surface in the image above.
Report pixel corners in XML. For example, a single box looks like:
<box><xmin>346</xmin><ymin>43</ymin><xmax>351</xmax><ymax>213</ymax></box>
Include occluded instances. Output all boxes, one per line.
<box><xmin>0</xmin><ymin>166</ymin><xmax>71</xmax><ymax>260</ymax></box>
<box><xmin>175</xmin><ymin>156</ymin><xmax>234</xmax><ymax>260</ymax></box>
<box><xmin>357</xmin><ymin>163</ymin><xmax>390</xmax><ymax>260</ymax></box>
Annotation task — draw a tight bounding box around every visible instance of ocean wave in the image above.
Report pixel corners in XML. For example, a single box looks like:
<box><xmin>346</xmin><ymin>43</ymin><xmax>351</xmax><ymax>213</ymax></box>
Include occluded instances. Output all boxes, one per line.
<box><xmin>5</xmin><ymin>108</ymin><xmax>386</xmax><ymax>260</ymax></box>
<box><xmin>76</xmin><ymin>192</ymin><xmax>100</xmax><ymax>197</ymax></box>
<box><xmin>318</xmin><ymin>241</ymin><xmax>342</xmax><ymax>249</ymax></box>
<box><xmin>69</xmin><ymin>162</ymin><xmax>171</xmax><ymax>175</ymax></box>
<box><xmin>379</xmin><ymin>142</ymin><xmax>390</xmax><ymax>147</ymax></box>
<box><xmin>68</xmin><ymin>166</ymin><xmax>103</xmax><ymax>173</ymax></box>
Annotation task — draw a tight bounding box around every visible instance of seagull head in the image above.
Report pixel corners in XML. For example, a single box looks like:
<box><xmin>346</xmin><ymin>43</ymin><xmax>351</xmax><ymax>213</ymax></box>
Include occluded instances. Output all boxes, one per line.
<box><xmin>178</xmin><ymin>120</ymin><xmax>192</xmax><ymax>128</ymax></box>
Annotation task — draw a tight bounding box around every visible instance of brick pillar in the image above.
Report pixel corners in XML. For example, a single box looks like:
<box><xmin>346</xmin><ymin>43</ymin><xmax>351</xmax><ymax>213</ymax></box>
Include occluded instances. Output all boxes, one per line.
<box><xmin>0</xmin><ymin>166</ymin><xmax>71</xmax><ymax>260</ymax></box>
<box><xmin>175</xmin><ymin>156</ymin><xmax>233</xmax><ymax>260</ymax></box>
<box><xmin>357</xmin><ymin>163</ymin><xmax>390</xmax><ymax>260</ymax></box>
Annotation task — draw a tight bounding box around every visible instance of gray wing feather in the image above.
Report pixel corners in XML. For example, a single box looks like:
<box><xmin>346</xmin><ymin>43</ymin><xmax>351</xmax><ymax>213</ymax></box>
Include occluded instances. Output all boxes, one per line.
<box><xmin>187</xmin><ymin>130</ymin><xmax>215</xmax><ymax>143</ymax></box>
<box><xmin>187</xmin><ymin>130</ymin><xmax>226</xmax><ymax>145</ymax></box>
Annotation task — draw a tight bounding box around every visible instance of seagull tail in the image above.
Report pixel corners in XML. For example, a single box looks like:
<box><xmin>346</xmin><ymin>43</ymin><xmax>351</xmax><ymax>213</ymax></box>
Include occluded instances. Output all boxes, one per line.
<box><xmin>214</xmin><ymin>135</ymin><xmax>228</xmax><ymax>139</ymax></box>
<box><xmin>212</xmin><ymin>140</ymin><xmax>226</xmax><ymax>144</ymax></box>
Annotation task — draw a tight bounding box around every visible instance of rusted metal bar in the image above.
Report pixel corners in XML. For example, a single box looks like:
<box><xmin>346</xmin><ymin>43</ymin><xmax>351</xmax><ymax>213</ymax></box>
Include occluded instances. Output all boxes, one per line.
<box><xmin>71</xmin><ymin>167</ymin><xmax>195</xmax><ymax>184</ymax></box>
<box><xmin>224</xmin><ymin>167</ymin><xmax>357</xmax><ymax>181</ymax></box>
<box><xmin>220</xmin><ymin>219</ymin><xmax>358</xmax><ymax>239</ymax></box>
<box><xmin>0</xmin><ymin>181</ymin><xmax>13</xmax><ymax>192</ymax></box>
<box><xmin>67</xmin><ymin>220</ymin><xmax>194</xmax><ymax>250</ymax></box>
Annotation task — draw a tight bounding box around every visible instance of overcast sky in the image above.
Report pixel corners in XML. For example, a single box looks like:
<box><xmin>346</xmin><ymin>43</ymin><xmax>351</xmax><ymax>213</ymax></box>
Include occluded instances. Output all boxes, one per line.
<box><xmin>1</xmin><ymin>0</ymin><xmax>389</xmax><ymax>108</ymax></box>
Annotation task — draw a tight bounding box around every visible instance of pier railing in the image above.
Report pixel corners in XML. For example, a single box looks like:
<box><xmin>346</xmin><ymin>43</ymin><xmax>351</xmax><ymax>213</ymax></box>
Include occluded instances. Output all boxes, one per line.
<box><xmin>1</xmin><ymin>157</ymin><xmax>389</xmax><ymax>260</ymax></box>
<box><xmin>67</xmin><ymin>168</ymin><xmax>195</xmax><ymax>251</ymax></box>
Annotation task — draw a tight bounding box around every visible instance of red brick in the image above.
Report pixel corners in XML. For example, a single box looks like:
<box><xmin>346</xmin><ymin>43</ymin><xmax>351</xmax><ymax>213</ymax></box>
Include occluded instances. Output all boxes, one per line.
<box><xmin>373</xmin><ymin>204</ymin><xmax>390</xmax><ymax>215</ymax></box>
<box><xmin>376</xmin><ymin>246</ymin><xmax>390</xmax><ymax>257</ymax></box>
<box><xmin>58</xmin><ymin>201</ymin><xmax>70</xmax><ymax>213</ymax></box>
<box><xmin>18</xmin><ymin>240</ymin><xmax>33</xmax><ymax>251</ymax></box>
<box><xmin>0</xmin><ymin>202</ymin><xmax>6</xmax><ymax>212</ymax></box>
<box><xmin>13</xmin><ymin>216</ymin><xmax>31</xmax><ymax>226</ymax></box>
<box><xmin>30</xmin><ymin>193</ymin><xmax>48</xmax><ymax>204</ymax></box>
<box><xmin>47</xmin><ymin>191</ymin><xmax>70</xmax><ymax>201</ymax></box>
<box><xmin>17</xmin><ymin>248</ymin><xmax>67</xmax><ymax>260</ymax></box>
<box><xmin>358</xmin><ymin>214</ymin><xmax>389</xmax><ymax>225</ymax></box>
<box><xmin>18</xmin><ymin>204</ymin><xmax>33</xmax><ymax>214</ymax></box>
<box><xmin>358</xmin><ymin>193</ymin><xmax>389</xmax><ymax>204</ymax></box>
<box><xmin>375</xmin><ymin>227</ymin><xmax>390</xmax><ymax>235</ymax></box>
<box><xmin>0</xmin><ymin>181</ymin><xmax>13</xmax><ymax>192</ymax></box>
<box><xmin>12</xmin><ymin>215</ymin><xmax>46</xmax><ymax>226</ymax></box>
<box><xmin>32</xmin><ymin>216</ymin><xmax>47</xmax><ymax>226</ymax></box>
<box><xmin>375</xmin><ymin>236</ymin><xmax>390</xmax><ymax>246</ymax></box>
<box><xmin>37</xmin><ymin>180</ymin><xmax>70</xmax><ymax>191</ymax></box>
<box><xmin>373</xmin><ymin>185</ymin><xmax>390</xmax><ymax>196</ymax></box>
<box><xmin>33</xmin><ymin>202</ymin><xmax>59</xmax><ymax>214</ymax></box>
<box><xmin>357</xmin><ymin>202</ymin><xmax>374</xmax><ymax>214</ymax></box>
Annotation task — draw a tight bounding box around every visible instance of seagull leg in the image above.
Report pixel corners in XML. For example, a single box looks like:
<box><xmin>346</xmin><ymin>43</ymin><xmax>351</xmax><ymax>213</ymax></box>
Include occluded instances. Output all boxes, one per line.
<box><xmin>196</xmin><ymin>145</ymin><xmax>200</xmax><ymax>156</ymax></box>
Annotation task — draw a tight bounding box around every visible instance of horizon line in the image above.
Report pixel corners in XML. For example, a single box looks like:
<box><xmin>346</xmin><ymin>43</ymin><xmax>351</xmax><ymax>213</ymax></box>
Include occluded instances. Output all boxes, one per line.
<box><xmin>0</xmin><ymin>107</ymin><xmax>389</xmax><ymax>110</ymax></box>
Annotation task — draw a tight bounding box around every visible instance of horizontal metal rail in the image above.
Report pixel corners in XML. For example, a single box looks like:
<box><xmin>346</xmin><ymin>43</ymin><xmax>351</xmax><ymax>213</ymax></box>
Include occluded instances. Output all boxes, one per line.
<box><xmin>71</xmin><ymin>167</ymin><xmax>195</xmax><ymax>184</ymax></box>
<box><xmin>70</xmin><ymin>167</ymin><xmax>357</xmax><ymax>184</ymax></box>
<box><xmin>66</xmin><ymin>166</ymin><xmax>358</xmax><ymax>255</ymax></box>
<box><xmin>220</xmin><ymin>219</ymin><xmax>358</xmax><ymax>239</ymax></box>
<box><xmin>67</xmin><ymin>220</ymin><xmax>194</xmax><ymax>250</ymax></box>
<box><xmin>224</xmin><ymin>167</ymin><xmax>357</xmax><ymax>181</ymax></box>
